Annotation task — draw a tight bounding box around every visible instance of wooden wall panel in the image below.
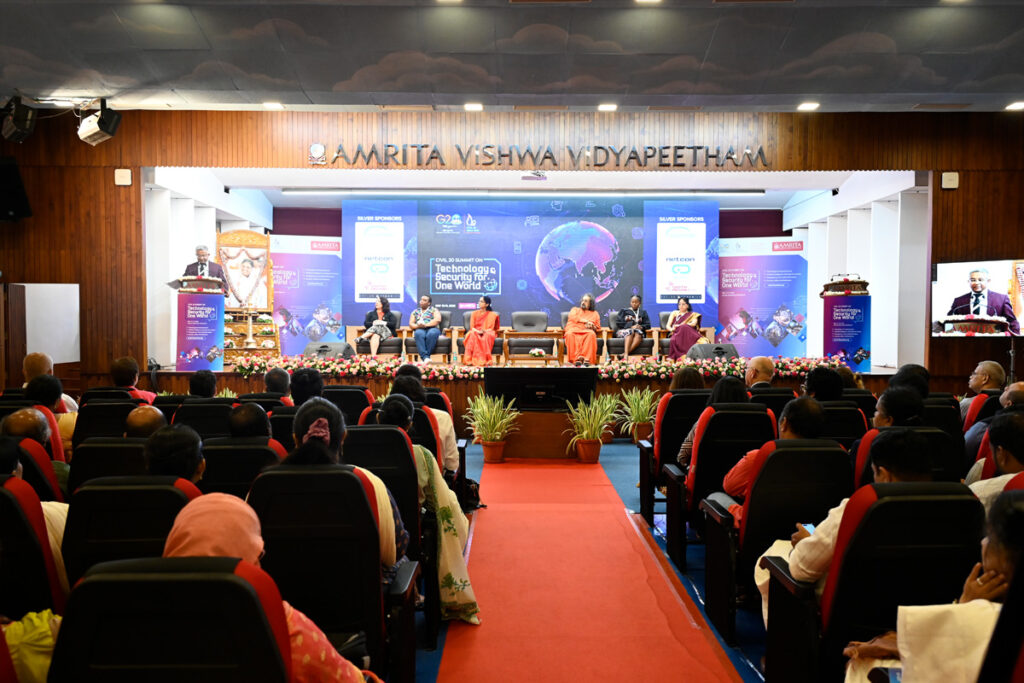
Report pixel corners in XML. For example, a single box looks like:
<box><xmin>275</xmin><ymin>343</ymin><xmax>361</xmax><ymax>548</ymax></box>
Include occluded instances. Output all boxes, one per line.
<box><xmin>3</xmin><ymin>110</ymin><xmax>1024</xmax><ymax>380</ymax></box>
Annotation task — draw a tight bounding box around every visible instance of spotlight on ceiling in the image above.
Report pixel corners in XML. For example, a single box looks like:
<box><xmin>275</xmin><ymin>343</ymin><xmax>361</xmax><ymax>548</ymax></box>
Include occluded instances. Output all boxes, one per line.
<box><xmin>1006</xmin><ymin>102</ymin><xmax>1024</xmax><ymax>111</ymax></box>
<box><xmin>521</xmin><ymin>170</ymin><xmax>547</xmax><ymax>181</ymax></box>
<box><xmin>77</xmin><ymin>98</ymin><xmax>122</xmax><ymax>146</ymax></box>
<box><xmin>1</xmin><ymin>96</ymin><xmax>37</xmax><ymax>143</ymax></box>
<box><xmin>797</xmin><ymin>101</ymin><xmax>821</xmax><ymax>111</ymax></box>
<box><xmin>464</xmin><ymin>102</ymin><xmax>483</xmax><ymax>112</ymax></box>
<box><xmin>597</xmin><ymin>103</ymin><xmax>618</xmax><ymax>112</ymax></box>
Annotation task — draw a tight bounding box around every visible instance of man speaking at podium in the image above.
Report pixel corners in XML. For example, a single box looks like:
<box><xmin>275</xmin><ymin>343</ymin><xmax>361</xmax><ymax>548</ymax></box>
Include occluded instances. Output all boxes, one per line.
<box><xmin>948</xmin><ymin>268</ymin><xmax>1019</xmax><ymax>334</ymax></box>
<box><xmin>182</xmin><ymin>244</ymin><xmax>227</xmax><ymax>292</ymax></box>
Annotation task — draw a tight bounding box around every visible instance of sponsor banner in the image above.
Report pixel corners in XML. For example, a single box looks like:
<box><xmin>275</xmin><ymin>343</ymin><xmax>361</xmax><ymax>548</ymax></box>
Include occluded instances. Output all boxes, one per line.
<box><xmin>175</xmin><ymin>293</ymin><xmax>225</xmax><ymax>371</ymax></box>
<box><xmin>717</xmin><ymin>237</ymin><xmax>808</xmax><ymax>357</ymax></box>
<box><xmin>824</xmin><ymin>296</ymin><xmax>872</xmax><ymax>371</ymax></box>
<box><xmin>269</xmin><ymin>235</ymin><xmax>345</xmax><ymax>357</ymax></box>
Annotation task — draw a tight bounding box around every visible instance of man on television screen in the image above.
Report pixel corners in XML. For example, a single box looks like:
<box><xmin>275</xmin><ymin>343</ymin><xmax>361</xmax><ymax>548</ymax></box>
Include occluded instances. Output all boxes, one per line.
<box><xmin>948</xmin><ymin>268</ymin><xmax>1019</xmax><ymax>334</ymax></box>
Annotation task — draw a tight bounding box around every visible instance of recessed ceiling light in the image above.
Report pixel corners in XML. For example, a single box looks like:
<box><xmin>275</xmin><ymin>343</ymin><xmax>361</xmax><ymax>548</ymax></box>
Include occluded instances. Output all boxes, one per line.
<box><xmin>262</xmin><ymin>102</ymin><xmax>284</xmax><ymax>110</ymax></box>
<box><xmin>597</xmin><ymin>103</ymin><xmax>618</xmax><ymax>112</ymax></box>
<box><xmin>437</xmin><ymin>0</ymin><xmax>463</xmax><ymax>3</ymax></box>
<box><xmin>1006</xmin><ymin>102</ymin><xmax>1024</xmax><ymax>111</ymax></box>
<box><xmin>635</xmin><ymin>0</ymin><xmax>662</xmax><ymax>4</ymax></box>
<box><xmin>464</xmin><ymin>102</ymin><xmax>483</xmax><ymax>112</ymax></box>
<box><xmin>797</xmin><ymin>101</ymin><xmax>820</xmax><ymax>111</ymax></box>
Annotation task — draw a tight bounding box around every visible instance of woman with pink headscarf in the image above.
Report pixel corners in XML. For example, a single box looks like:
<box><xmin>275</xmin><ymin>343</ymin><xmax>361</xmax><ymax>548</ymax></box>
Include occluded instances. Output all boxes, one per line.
<box><xmin>163</xmin><ymin>493</ymin><xmax>381</xmax><ymax>683</ymax></box>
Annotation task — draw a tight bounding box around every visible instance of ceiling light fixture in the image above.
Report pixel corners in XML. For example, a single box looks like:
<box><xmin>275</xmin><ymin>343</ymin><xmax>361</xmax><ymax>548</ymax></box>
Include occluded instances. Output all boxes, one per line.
<box><xmin>281</xmin><ymin>188</ymin><xmax>766</xmax><ymax>198</ymax></box>
<box><xmin>597</xmin><ymin>103</ymin><xmax>618</xmax><ymax>112</ymax></box>
<box><xmin>1006</xmin><ymin>102</ymin><xmax>1024</xmax><ymax>111</ymax></box>
<box><xmin>797</xmin><ymin>102</ymin><xmax>820</xmax><ymax>111</ymax></box>
<box><xmin>262</xmin><ymin>101</ymin><xmax>284</xmax><ymax>110</ymax></box>
<box><xmin>77</xmin><ymin>98</ymin><xmax>121</xmax><ymax>146</ymax></box>
<box><xmin>1</xmin><ymin>96</ymin><xmax>37</xmax><ymax>143</ymax></box>
<box><xmin>464</xmin><ymin>102</ymin><xmax>483</xmax><ymax>112</ymax></box>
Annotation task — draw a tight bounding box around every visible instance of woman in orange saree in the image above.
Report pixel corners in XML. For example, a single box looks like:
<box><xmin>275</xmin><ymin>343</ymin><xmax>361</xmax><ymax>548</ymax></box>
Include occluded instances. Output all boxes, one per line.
<box><xmin>564</xmin><ymin>293</ymin><xmax>601</xmax><ymax>365</ymax></box>
<box><xmin>463</xmin><ymin>296</ymin><xmax>500</xmax><ymax>366</ymax></box>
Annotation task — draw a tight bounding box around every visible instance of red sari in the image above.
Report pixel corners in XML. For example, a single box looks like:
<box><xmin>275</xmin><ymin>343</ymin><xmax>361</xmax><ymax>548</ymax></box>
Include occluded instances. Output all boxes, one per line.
<box><xmin>463</xmin><ymin>310</ymin><xmax>499</xmax><ymax>366</ymax></box>
<box><xmin>564</xmin><ymin>308</ymin><xmax>601</xmax><ymax>364</ymax></box>
<box><xmin>667</xmin><ymin>311</ymin><xmax>703</xmax><ymax>360</ymax></box>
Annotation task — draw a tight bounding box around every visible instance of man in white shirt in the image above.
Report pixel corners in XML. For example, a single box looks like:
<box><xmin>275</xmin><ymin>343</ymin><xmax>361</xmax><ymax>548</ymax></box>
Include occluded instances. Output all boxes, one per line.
<box><xmin>22</xmin><ymin>352</ymin><xmax>77</xmax><ymax>413</ymax></box>
<box><xmin>969</xmin><ymin>412</ymin><xmax>1024</xmax><ymax>514</ymax></box>
<box><xmin>754</xmin><ymin>428</ymin><xmax>934</xmax><ymax>625</ymax></box>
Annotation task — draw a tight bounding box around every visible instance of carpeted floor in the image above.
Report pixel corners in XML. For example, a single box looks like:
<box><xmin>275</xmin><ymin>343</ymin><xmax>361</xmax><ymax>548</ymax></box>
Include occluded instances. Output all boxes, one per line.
<box><xmin>435</xmin><ymin>459</ymin><xmax>744</xmax><ymax>682</ymax></box>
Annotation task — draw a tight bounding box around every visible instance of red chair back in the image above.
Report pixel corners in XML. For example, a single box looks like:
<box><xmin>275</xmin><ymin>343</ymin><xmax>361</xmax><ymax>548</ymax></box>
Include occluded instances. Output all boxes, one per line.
<box><xmin>964</xmin><ymin>391</ymin><xmax>1002</xmax><ymax>433</ymax></box>
<box><xmin>17</xmin><ymin>438</ymin><xmax>64</xmax><ymax>503</ymax></box>
<box><xmin>0</xmin><ymin>475</ymin><xmax>65</xmax><ymax>617</ymax></box>
<box><xmin>32</xmin><ymin>404</ymin><xmax>65</xmax><ymax>463</ymax></box>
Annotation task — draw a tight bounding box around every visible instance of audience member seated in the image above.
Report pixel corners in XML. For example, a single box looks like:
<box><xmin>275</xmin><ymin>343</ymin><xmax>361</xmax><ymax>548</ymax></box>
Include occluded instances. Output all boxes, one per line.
<box><xmin>802</xmin><ymin>366</ymin><xmax>843</xmax><ymax>402</ymax></box>
<box><xmin>146</xmin><ymin>424</ymin><xmax>205</xmax><ymax>484</ymax></box>
<box><xmin>0</xmin><ymin>435</ymin><xmax>69</xmax><ymax>594</ymax></box>
<box><xmin>676</xmin><ymin>376</ymin><xmax>749</xmax><ymax>468</ymax></box>
<box><xmin>272</xmin><ymin>367</ymin><xmax>323</xmax><ymax>417</ymax></box>
<box><xmin>0</xmin><ymin>406</ymin><xmax>69</xmax><ymax>495</ymax></box>
<box><xmin>228</xmin><ymin>403</ymin><xmax>287</xmax><ymax>459</ymax></box>
<box><xmin>965</xmin><ymin>384</ymin><xmax>1024</xmax><ymax>482</ymax></box>
<box><xmin>849</xmin><ymin>386</ymin><xmax>924</xmax><ymax>485</ymax></box>
<box><xmin>110</xmin><ymin>356</ymin><xmax>156</xmax><ymax>404</ymax></box>
<box><xmin>745</xmin><ymin>356</ymin><xmax>775</xmax><ymax>389</ymax></box>
<box><xmin>282</xmin><ymin>397</ymin><xmax>409</xmax><ymax>582</ymax></box>
<box><xmin>188</xmin><ymin>369</ymin><xmax>217</xmax><ymax>399</ymax></box>
<box><xmin>716</xmin><ymin>397</ymin><xmax>826</xmax><ymax>524</ymax></box>
<box><xmin>563</xmin><ymin>293</ymin><xmax>602</xmax><ymax>365</ymax></box>
<box><xmin>754</xmin><ymin>428</ymin><xmax>933</xmax><ymax>624</ymax></box>
<box><xmin>969</xmin><ymin>412</ymin><xmax>1024</xmax><ymax>514</ymax></box>
<box><xmin>888</xmin><ymin>363</ymin><xmax>931</xmax><ymax>399</ymax></box>
<box><xmin>835</xmin><ymin>365</ymin><xmax>865</xmax><ymax>390</ymax></box>
<box><xmin>843</xmin><ymin>490</ymin><xmax>1024</xmax><ymax>682</ymax></box>
<box><xmin>264</xmin><ymin>367</ymin><xmax>294</xmax><ymax>406</ymax></box>
<box><xmin>124</xmin><ymin>405</ymin><xmax>167</xmax><ymax>439</ymax></box>
<box><xmin>162</xmin><ymin>493</ymin><xmax>376</xmax><ymax>682</ymax></box>
<box><xmin>960</xmin><ymin>360</ymin><xmax>1006</xmax><ymax>421</ymax></box>
<box><xmin>25</xmin><ymin>375</ymin><xmax>76</xmax><ymax>458</ymax></box>
<box><xmin>22</xmin><ymin>352</ymin><xmax>77</xmax><ymax>412</ymax></box>
<box><xmin>390</xmin><ymin>376</ymin><xmax>459</xmax><ymax>475</ymax></box>
<box><xmin>377</xmin><ymin>394</ymin><xmax>480</xmax><ymax>624</ymax></box>
<box><xmin>669</xmin><ymin>366</ymin><xmax>705</xmax><ymax>391</ymax></box>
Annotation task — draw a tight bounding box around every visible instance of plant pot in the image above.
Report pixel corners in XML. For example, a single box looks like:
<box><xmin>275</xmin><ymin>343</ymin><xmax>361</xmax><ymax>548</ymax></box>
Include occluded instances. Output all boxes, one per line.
<box><xmin>482</xmin><ymin>441</ymin><xmax>506</xmax><ymax>464</ymax></box>
<box><xmin>601</xmin><ymin>423</ymin><xmax>615</xmax><ymax>444</ymax></box>
<box><xmin>575</xmin><ymin>438</ymin><xmax>602</xmax><ymax>464</ymax></box>
<box><xmin>631</xmin><ymin>422</ymin><xmax>654</xmax><ymax>444</ymax></box>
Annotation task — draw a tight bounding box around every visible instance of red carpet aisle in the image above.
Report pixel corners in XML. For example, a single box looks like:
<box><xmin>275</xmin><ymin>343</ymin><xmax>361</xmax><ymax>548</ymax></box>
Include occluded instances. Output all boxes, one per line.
<box><xmin>437</xmin><ymin>461</ymin><xmax>743</xmax><ymax>682</ymax></box>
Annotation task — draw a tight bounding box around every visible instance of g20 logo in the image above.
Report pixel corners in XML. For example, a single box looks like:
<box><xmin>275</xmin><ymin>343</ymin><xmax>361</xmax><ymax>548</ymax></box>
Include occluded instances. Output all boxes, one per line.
<box><xmin>672</xmin><ymin>264</ymin><xmax>691</xmax><ymax>275</ymax></box>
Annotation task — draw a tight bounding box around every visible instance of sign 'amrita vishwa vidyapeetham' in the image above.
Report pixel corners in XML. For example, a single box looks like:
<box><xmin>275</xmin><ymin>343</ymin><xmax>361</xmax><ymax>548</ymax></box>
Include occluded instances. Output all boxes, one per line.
<box><xmin>308</xmin><ymin>142</ymin><xmax>768</xmax><ymax>169</ymax></box>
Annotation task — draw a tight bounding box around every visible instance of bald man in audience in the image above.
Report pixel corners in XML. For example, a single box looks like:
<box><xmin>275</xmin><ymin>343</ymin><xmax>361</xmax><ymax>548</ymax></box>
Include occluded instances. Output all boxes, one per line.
<box><xmin>124</xmin><ymin>406</ymin><xmax>167</xmax><ymax>439</ymax></box>
<box><xmin>960</xmin><ymin>360</ymin><xmax>1006</xmax><ymax>421</ymax></box>
<box><xmin>0</xmin><ymin>406</ymin><xmax>71</xmax><ymax>502</ymax></box>
<box><xmin>22</xmin><ymin>352</ymin><xmax>77</xmax><ymax>412</ymax></box>
<box><xmin>745</xmin><ymin>356</ymin><xmax>775</xmax><ymax>390</ymax></box>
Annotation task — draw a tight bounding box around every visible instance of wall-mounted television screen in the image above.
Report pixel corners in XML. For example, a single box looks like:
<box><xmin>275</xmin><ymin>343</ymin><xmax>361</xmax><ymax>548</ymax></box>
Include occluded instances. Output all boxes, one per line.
<box><xmin>931</xmin><ymin>260</ymin><xmax>1023</xmax><ymax>337</ymax></box>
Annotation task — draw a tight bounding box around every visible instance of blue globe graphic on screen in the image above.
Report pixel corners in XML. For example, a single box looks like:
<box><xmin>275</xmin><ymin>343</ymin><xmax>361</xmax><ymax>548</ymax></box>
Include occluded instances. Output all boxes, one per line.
<box><xmin>535</xmin><ymin>220</ymin><xmax>621</xmax><ymax>304</ymax></box>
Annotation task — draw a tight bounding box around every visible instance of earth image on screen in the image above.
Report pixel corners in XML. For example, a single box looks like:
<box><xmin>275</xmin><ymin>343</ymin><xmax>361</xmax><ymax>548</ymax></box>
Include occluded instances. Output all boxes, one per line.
<box><xmin>535</xmin><ymin>220</ymin><xmax>622</xmax><ymax>303</ymax></box>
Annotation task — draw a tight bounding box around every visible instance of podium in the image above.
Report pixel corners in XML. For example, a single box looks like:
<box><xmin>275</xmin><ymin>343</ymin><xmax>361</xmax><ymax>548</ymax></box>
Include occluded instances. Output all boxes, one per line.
<box><xmin>171</xmin><ymin>277</ymin><xmax>226</xmax><ymax>371</ymax></box>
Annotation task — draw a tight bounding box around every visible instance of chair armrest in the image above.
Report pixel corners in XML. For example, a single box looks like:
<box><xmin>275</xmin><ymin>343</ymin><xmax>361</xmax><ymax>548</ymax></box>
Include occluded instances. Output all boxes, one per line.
<box><xmin>355</xmin><ymin>327</ymin><xmax>367</xmax><ymax>335</ymax></box>
<box><xmin>638</xmin><ymin>439</ymin><xmax>654</xmax><ymax>469</ymax></box>
<box><xmin>388</xmin><ymin>560</ymin><xmax>421</xmax><ymax>604</ymax></box>
<box><xmin>759</xmin><ymin>555</ymin><xmax>816</xmax><ymax>600</ymax></box>
<box><xmin>699</xmin><ymin>496</ymin><xmax>736</xmax><ymax>527</ymax></box>
<box><xmin>662</xmin><ymin>462</ymin><xmax>686</xmax><ymax>484</ymax></box>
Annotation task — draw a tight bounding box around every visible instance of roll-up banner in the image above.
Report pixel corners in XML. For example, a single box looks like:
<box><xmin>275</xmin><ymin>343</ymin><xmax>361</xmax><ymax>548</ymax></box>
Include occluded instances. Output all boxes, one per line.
<box><xmin>270</xmin><ymin>235</ymin><xmax>345</xmax><ymax>357</ymax></box>
<box><xmin>824</xmin><ymin>296</ymin><xmax>872</xmax><ymax>372</ymax></box>
<box><xmin>175</xmin><ymin>292</ymin><xmax>225</xmax><ymax>371</ymax></box>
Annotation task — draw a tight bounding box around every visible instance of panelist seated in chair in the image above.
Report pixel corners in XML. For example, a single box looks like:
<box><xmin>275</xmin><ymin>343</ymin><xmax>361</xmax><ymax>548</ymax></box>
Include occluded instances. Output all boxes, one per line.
<box><xmin>162</xmin><ymin>493</ymin><xmax>376</xmax><ymax>682</ymax></box>
<box><xmin>408</xmin><ymin>295</ymin><xmax>442</xmax><ymax>362</ymax></box>
<box><xmin>463</xmin><ymin>296</ymin><xmax>500</xmax><ymax>367</ymax></box>
<box><xmin>841</xmin><ymin>489</ymin><xmax>1024</xmax><ymax>683</ymax></box>
<box><xmin>753</xmin><ymin>428</ymin><xmax>933</xmax><ymax>625</ymax></box>
<box><xmin>665</xmin><ymin>298</ymin><xmax>704</xmax><ymax>361</ymax></box>
<box><xmin>616</xmin><ymin>294</ymin><xmax>651</xmax><ymax>360</ymax></box>
<box><xmin>359</xmin><ymin>296</ymin><xmax>400</xmax><ymax>358</ymax></box>
<box><xmin>564</xmin><ymin>293</ymin><xmax>601</xmax><ymax>366</ymax></box>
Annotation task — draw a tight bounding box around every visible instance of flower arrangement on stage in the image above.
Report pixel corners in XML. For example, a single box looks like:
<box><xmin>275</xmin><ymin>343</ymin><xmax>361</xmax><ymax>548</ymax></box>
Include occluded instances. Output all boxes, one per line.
<box><xmin>597</xmin><ymin>355</ymin><xmax>846</xmax><ymax>382</ymax></box>
<box><xmin>528</xmin><ymin>348</ymin><xmax>546</xmax><ymax>358</ymax></box>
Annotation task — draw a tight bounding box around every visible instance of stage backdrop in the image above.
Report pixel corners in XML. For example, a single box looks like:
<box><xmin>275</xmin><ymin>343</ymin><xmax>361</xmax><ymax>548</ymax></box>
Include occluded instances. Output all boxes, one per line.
<box><xmin>269</xmin><ymin>234</ymin><xmax>345</xmax><ymax>356</ymax></box>
<box><xmin>716</xmin><ymin>236</ymin><xmax>808</xmax><ymax>357</ymax></box>
<box><xmin>340</xmin><ymin>195</ymin><xmax>718</xmax><ymax>330</ymax></box>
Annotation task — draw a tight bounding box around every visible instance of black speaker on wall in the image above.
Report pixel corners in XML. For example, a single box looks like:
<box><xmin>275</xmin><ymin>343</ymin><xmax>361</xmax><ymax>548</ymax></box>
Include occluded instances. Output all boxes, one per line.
<box><xmin>0</xmin><ymin>157</ymin><xmax>32</xmax><ymax>221</ymax></box>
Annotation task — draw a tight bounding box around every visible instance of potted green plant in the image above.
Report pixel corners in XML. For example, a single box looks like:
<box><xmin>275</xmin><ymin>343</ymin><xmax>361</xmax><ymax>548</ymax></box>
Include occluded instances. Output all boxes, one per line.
<box><xmin>593</xmin><ymin>392</ymin><xmax>622</xmax><ymax>444</ymax></box>
<box><xmin>464</xmin><ymin>389</ymin><xmax>520</xmax><ymax>463</ymax></box>
<box><xmin>615</xmin><ymin>386</ymin><xmax>661</xmax><ymax>443</ymax></box>
<box><xmin>565</xmin><ymin>393</ymin><xmax>616</xmax><ymax>463</ymax></box>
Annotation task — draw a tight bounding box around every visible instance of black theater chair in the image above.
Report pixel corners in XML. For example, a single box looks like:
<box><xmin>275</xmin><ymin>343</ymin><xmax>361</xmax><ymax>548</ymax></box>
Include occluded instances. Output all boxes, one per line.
<box><xmin>237</xmin><ymin>394</ymin><xmax>285</xmax><ymax>412</ymax></box>
<box><xmin>760</xmin><ymin>482</ymin><xmax>984</xmax><ymax>683</ymax></box>
<box><xmin>637</xmin><ymin>389</ymin><xmax>711</xmax><ymax>529</ymax></box>
<box><xmin>248</xmin><ymin>465</ymin><xmax>419</xmax><ymax>682</ymax></box>
<box><xmin>67</xmin><ymin>437</ymin><xmax>148</xmax><ymax>494</ymax></box>
<box><xmin>963</xmin><ymin>390</ymin><xmax>1004</xmax><ymax>432</ymax></box>
<box><xmin>749</xmin><ymin>387</ymin><xmax>798</xmax><ymax>420</ymax></box>
<box><xmin>172</xmin><ymin>402</ymin><xmax>233</xmax><ymax>439</ymax></box>
<box><xmin>152</xmin><ymin>393</ymin><xmax>189</xmax><ymax>422</ymax></box>
<box><xmin>818</xmin><ymin>400</ymin><xmax>869</xmax><ymax>450</ymax></box>
<box><xmin>71</xmin><ymin>401</ymin><xmax>138</xmax><ymax>450</ymax></box>
<box><xmin>269</xmin><ymin>411</ymin><xmax>296</xmax><ymax>452</ymax></box>
<box><xmin>841</xmin><ymin>388</ymin><xmax>877</xmax><ymax>420</ymax></box>
<box><xmin>49</xmin><ymin>557</ymin><xmax>292</xmax><ymax>682</ymax></box>
<box><xmin>504</xmin><ymin>311</ymin><xmax>555</xmax><ymax>364</ymax></box>
<box><xmin>921</xmin><ymin>395</ymin><xmax>964</xmax><ymax>440</ymax></box>
<box><xmin>323</xmin><ymin>385</ymin><xmax>376</xmax><ymax>427</ymax></box>
<box><xmin>402</xmin><ymin>310</ymin><xmax>453</xmax><ymax>363</ymax></box>
<box><xmin>853</xmin><ymin>426</ymin><xmax>963</xmax><ymax>487</ymax></box>
<box><xmin>79</xmin><ymin>387</ymin><xmax>136</xmax><ymax>405</ymax></box>
<box><xmin>424</xmin><ymin>390</ymin><xmax>454</xmax><ymax>419</ymax></box>
<box><xmin>61</xmin><ymin>475</ymin><xmax>202</xmax><ymax>586</ymax></box>
<box><xmin>16</xmin><ymin>438</ymin><xmax>64</xmax><ymax>502</ymax></box>
<box><xmin>456</xmin><ymin>311</ymin><xmax>504</xmax><ymax>364</ymax></box>
<box><xmin>605</xmin><ymin>311</ymin><xmax>655</xmax><ymax>359</ymax></box>
<box><xmin>343</xmin><ymin>424</ymin><xmax>441</xmax><ymax>649</ymax></box>
<box><xmin>661</xmin><ymin>402</ymin><xmax>776</xmax><ymax>566</ymax></box>
<box><xmin>199</xmin><ymin>436</ymin><xmax>283</xmax><ymax>498</ymax></box>
<box><xmin>0</xmin><ymin>475</ymin><xmax>66</xmax><ymax>619</ymax></box>
<box><xmin>699</xmin><ymin>439</ymin><xmax>852</xmax><ymax>643</ymax></box>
